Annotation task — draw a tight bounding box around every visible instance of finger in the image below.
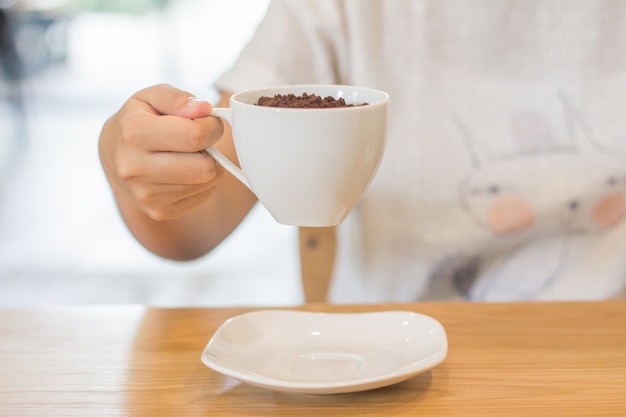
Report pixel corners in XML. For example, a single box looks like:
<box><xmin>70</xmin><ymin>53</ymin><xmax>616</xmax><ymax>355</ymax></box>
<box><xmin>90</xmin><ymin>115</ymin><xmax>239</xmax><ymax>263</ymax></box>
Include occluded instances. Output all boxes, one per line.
<box><xmin>135</xmin><ymin>180</ymin><xmax>221</xmax><ymax>221</ymax></box>
<box><xmin>134</xmin><ymin>83</ymin><xmax>213</xmax><ymax>119</ymax></box>
<box><xmin>122</xmin><ymin>111</ymin><xmax>224</xmax><ymax>153</ymax></box>
<box><xmin>124</xmin><ymin>161</ymin><xmax>220</xmax><ymax>215</ymax></box>
<box><xmin>122</xmin><ymin>149</ymin><xmax>221</xmax><ymax>186</ymax></box>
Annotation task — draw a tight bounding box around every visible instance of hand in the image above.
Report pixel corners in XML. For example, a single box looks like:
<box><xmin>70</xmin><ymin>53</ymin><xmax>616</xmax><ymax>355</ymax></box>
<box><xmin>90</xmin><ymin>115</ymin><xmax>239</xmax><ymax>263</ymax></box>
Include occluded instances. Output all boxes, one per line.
<box><xmin>99</xmin><ymin>84</ymin><xmax>225</xmax><ymax>221</ymax></box>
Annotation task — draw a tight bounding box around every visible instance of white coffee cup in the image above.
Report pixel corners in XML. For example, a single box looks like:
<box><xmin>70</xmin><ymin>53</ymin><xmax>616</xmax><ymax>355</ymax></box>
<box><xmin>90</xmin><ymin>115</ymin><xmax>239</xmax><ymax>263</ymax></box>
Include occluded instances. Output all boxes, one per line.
<box><xmin>206</xmin><ymin>84</ymin><xmax>388</xmax><ymax>227</ymax></box>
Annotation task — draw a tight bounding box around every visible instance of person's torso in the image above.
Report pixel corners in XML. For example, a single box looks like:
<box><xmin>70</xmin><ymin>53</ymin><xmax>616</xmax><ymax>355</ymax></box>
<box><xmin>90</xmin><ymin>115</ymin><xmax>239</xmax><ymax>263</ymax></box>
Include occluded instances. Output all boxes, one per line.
<box><xmin>329</xmin><ymin>0</ymin><xmax>626</xmax><ymax>302</ymax></box>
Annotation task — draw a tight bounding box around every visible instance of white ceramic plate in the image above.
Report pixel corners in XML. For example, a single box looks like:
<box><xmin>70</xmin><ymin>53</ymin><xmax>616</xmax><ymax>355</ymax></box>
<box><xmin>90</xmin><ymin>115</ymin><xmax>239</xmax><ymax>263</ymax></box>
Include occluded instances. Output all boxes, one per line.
<box><xmin>201</xmin><ymin>310</ymin><xmax>448</xmax><ymax>394</ymax></box>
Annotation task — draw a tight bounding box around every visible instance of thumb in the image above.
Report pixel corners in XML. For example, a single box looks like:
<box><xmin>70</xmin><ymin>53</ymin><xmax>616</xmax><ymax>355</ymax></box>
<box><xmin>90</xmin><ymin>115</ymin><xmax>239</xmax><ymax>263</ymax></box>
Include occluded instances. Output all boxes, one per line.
<box><xmin>134</xmin><ymin>83</ymin><xmax>212</xmax><ymax>119</ymax></box>
<box><xmin>178</xmin><ymin>97</ymin><xmax>213</xmax><ymax>119</ymax></box>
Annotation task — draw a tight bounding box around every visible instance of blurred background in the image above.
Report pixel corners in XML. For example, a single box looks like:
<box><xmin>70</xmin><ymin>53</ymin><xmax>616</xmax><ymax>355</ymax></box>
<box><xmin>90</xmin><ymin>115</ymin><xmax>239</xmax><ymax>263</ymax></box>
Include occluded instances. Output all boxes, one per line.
<box><xmin>0</xmin><ymin>0</ymin><xmax>303</xmax><ymax>307</ymax></box>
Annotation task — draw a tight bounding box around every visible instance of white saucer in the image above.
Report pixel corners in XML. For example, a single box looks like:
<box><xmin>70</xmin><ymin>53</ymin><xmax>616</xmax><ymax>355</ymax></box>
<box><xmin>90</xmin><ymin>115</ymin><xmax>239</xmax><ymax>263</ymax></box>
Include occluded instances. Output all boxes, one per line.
<box><xmin>201</xmin><ymin>310</ymin><xmax>448</xmax><ymax>394</ymax></box>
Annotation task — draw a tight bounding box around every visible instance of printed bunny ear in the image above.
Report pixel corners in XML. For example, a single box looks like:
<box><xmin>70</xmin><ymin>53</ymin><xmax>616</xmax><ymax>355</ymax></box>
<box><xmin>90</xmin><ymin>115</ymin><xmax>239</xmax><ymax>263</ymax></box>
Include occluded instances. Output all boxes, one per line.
<box><xmin>510</xmin><ymin>110</ymin><xmax>560</xmax><ymax>154</ymax></box>
<box><xmin>559</xmin><ymin>91</ymin><xmax>606</xmax><ymax>153</ymax></box>
<box><xmin>450</xmin><ymin>113</ymin><xmax>485</xmax><ymax>168</ymax></box>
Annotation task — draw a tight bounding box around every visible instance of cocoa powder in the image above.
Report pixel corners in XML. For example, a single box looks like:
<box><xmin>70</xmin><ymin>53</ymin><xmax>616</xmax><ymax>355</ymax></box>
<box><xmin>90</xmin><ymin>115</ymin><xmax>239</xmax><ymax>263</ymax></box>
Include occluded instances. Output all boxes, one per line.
<box><xmin>256</xmin><ymin>93</ymin><xmax>367</xmax><ymax>108</ymax></box>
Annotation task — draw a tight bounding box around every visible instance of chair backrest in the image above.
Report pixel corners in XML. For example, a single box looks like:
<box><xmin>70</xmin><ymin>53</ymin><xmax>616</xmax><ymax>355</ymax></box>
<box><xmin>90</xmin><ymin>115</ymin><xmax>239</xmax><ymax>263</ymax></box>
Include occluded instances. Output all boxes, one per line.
<box><xmin>298</xmin><ymin>226</ymin><xmax>336</xmax><ymax>303</ymax></box>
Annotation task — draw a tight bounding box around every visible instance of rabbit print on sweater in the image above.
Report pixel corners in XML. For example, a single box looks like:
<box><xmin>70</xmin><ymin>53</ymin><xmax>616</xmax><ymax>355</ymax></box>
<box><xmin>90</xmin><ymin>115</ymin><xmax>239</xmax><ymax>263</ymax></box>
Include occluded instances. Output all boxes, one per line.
<box><xmin>447</xmin><ymin>94</ymin><xmax>626</xmax><ymax>300</ymax></box>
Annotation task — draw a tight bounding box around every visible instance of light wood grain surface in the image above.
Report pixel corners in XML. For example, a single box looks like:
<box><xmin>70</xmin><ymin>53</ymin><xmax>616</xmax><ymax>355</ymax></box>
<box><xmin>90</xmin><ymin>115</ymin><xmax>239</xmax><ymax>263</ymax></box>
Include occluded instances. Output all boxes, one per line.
<box><xmin>1</xmin><ymin>301</ymin><xmax>625</xmax><ymax>416</ymax></box>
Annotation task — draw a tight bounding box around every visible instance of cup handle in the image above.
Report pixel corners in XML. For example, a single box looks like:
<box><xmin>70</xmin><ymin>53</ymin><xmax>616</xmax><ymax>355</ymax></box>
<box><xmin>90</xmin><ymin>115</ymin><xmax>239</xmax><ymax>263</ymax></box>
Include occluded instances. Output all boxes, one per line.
<box><xmin>205</xmin><ymin>108</ymin><xmax>251</xmax><ymax>190</ymax></box>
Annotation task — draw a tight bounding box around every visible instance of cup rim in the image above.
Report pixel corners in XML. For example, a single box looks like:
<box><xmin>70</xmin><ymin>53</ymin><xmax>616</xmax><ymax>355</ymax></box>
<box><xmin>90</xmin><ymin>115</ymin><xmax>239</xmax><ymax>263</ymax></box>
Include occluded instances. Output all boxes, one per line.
<box><xmin>230</xmin><ymin>84</ymin><xmax>389</xmax><ymax>110</ymax></box>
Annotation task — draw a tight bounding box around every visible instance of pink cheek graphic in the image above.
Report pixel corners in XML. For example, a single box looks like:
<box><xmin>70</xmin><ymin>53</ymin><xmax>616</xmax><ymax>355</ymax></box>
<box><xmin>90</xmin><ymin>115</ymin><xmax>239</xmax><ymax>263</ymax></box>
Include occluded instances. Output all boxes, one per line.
<box><xmin>593</xmin><ymin>193</ymin><xmax>626</xmax><ymax>227</ymax></box>
<box><xmin>488</xmin><ymin>196</ymin><xmax>534</xmax><ymax>234</ymax></box>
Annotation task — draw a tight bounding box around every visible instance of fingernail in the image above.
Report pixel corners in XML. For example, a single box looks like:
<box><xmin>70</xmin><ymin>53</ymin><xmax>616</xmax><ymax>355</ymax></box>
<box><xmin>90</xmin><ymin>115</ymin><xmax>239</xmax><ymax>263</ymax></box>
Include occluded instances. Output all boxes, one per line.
<box><xmin>186</xmin><ymin>97</ymin><xmax>204</xmax><ymax>107</ymax></box>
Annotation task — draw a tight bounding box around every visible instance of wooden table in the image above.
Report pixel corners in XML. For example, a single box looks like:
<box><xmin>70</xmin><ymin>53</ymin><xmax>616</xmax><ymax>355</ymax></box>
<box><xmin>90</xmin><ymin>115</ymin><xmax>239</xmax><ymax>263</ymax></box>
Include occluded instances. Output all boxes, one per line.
<box><xmin>1</xmin><ymin>301</ymin><xmax>625</xmax><ymax>416</ymax></box>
